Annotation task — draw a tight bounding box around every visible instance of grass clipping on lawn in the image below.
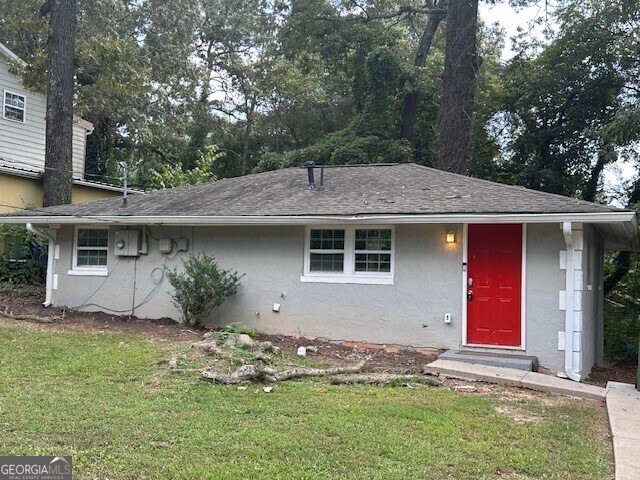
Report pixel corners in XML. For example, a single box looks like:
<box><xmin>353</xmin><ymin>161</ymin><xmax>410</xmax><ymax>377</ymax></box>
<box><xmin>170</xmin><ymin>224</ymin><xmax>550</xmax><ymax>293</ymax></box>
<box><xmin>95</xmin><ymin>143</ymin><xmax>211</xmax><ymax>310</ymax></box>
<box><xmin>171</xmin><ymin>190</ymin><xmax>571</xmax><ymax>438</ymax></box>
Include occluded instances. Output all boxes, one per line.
<box><xmin>187</xmin><ymin>332</ymin><xmax>440</xmax><ymax>387</ymax></box>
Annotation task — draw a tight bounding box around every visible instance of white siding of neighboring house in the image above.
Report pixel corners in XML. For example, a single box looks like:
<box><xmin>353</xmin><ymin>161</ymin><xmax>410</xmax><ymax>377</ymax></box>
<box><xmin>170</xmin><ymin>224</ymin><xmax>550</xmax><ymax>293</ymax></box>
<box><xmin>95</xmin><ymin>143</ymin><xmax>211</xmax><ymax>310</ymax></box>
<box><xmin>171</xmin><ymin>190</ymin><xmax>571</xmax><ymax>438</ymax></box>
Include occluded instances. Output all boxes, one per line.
<box><xmin>72</xmin><ymin>122</ymin><xmax>88</xmax><ymax>180</ymax></box>
<box><xmin>0</xmin><ymin>51</ymin><xmax>90</xmax><ymax>180</ymax></box>
<box><xmin>0</xmin><ymin>55</ymin><xmax>46</xmax><ymax>172</ymax></box>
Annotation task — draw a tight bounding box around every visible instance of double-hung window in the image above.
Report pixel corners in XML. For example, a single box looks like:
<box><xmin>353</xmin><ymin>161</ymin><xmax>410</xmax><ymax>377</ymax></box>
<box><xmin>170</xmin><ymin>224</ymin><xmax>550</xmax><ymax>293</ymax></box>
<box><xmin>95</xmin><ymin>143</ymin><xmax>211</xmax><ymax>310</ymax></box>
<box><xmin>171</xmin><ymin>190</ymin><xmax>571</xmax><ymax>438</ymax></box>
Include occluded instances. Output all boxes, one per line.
<box><xmin>303</xmin><ymin>226</ymin><xmax>394</xmax><ymax>284</ymax></box>
<box><xmin>309</xmin><ymin>229</ymin><xmax>345</xmax><ymax>272</ymax></box>
<box><xmin>3</xmin><ymin>90</ymin><xmax>25</xmax><ymax>123</ymax></box>
<box><xmin>70</xmin><ymin>227</ymin><xmax>109</xmax><ymax>276</ymax></box>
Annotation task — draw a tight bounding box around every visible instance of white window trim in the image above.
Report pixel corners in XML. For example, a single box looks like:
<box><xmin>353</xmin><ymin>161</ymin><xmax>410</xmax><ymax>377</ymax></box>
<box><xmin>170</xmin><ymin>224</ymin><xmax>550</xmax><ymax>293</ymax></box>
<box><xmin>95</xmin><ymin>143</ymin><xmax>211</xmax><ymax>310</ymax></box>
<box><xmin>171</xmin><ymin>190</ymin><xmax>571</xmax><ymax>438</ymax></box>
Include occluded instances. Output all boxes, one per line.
<box><xmin>301</xmin><ymin>225</ymin><xmax>395</xmax><ymax>285</ymax></box>
<box><xmin>69</xmin><ymin>226</ymin><xmax>109</xmax><ymax>276</ymax></box>
<box><xmin>3</xmin><ymin>89</ymin><xmax>26</xmax><ymax>123</ymax></box>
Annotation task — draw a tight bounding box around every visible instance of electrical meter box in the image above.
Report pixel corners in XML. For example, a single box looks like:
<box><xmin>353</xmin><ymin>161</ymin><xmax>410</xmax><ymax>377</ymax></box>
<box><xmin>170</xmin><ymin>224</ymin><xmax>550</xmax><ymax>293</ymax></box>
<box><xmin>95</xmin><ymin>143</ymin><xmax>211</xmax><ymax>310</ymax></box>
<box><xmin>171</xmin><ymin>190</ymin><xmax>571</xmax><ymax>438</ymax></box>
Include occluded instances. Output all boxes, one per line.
<box><xmin>114</xmin><ymin>230</ymin><xmax>140</xmax><ymax>256</ymax></box>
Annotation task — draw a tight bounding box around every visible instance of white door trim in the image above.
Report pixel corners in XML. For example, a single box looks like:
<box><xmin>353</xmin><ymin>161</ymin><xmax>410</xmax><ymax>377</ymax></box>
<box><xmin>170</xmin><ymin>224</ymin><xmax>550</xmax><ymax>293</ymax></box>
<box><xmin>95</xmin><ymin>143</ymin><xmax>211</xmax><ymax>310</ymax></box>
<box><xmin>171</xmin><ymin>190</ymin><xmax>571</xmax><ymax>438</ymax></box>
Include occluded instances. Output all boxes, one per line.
<box><xmin>462</xmin><ymin>223</ymin><xmax>527</xmax><ymax>350</ymax></box>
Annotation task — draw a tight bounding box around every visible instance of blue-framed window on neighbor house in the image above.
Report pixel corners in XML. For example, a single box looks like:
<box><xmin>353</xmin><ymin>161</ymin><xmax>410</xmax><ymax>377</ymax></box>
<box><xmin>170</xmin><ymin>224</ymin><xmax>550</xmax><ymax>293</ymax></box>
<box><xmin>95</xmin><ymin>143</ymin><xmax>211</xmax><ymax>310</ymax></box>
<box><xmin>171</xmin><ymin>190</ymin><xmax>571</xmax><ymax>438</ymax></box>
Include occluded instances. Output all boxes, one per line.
<box><xmin>302</xmin><ymin>226</ymin><xmax>394</xmax><ymax>285</ymax></box>
<box><xmin>3</xmin><ymin>90</ymin><xmax>26</xmax><ymax>123</ymax></box>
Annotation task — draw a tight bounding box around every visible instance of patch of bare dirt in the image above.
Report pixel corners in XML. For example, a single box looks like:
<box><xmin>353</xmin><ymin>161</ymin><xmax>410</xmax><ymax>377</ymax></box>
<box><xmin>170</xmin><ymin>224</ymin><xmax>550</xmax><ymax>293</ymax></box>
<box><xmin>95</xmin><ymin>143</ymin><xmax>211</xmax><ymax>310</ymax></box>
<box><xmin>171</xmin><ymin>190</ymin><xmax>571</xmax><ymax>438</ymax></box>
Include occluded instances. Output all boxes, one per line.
<box><xmin>0</xmin><ymin>286</ymin><xmax>202</xmax><ymax>342</ymax></box>
<box><xmin>584</xmin><ymin>360</ymin><xmax>637</xmax><ymax>388</ymax></box>
<box><xmin>494</xmin><ymin>405</ymin><xmax>542</xmax><ymax>424</ymax></box>
<box><xmin>258</xmin><ymin>334</ymin><xmax>439</xmax><ymax>373</ymax></box>
<box><xmin>441</xmin><ymin>378</ymin><xmax>573</xmax><ymax>406</ymax></box>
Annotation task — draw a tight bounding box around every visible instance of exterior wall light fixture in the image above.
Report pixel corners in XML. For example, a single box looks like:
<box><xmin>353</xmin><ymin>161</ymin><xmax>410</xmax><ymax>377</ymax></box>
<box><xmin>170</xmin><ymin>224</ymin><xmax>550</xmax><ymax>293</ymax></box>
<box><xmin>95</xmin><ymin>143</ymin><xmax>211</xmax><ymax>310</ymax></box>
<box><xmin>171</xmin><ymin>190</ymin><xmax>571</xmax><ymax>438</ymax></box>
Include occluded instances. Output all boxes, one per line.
<box><xmin>446</xmin><ymin>229</ymin><xmax>456</xmax><ymax>244</ymax></box>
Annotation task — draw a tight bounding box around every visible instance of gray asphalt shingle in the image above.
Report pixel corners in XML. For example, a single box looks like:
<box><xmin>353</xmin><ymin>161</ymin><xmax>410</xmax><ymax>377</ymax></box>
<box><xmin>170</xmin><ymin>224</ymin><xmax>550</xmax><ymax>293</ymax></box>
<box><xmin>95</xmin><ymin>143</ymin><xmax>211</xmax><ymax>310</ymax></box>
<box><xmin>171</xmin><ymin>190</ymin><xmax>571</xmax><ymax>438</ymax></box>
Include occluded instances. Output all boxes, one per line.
<box><xmin>3</xmin><ymin>164</ymin><xmax>625</xmax><ymax>218</ymax></box>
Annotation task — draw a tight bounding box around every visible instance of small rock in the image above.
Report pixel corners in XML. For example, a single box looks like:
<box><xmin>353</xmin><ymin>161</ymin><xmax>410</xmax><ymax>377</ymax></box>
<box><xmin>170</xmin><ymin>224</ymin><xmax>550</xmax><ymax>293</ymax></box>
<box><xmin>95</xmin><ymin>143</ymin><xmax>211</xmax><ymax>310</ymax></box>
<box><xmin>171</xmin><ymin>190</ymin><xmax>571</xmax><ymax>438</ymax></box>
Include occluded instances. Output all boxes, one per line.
<box><xmin>305</xmin><ymin>346</ymin><xmax>318</xmax><ymax>354</ymax></box>
<box><xmin>237</xmin><ymin>386</ymin><xmax>248</xmax><ymax>391</ymax></box>
<box><xmin>223</xmin><ymin>333</ymin><xmax>257</xmax><ymax>349</ymax></box>
<box><xmin>453</xmin><ymin>385</ymin><xmax>478</xmax><ymax>393</ymax></box>
<box><xmin>297</xmin><ymin>346</ymin><xmax>307</xmax><ymax>357</ymax></box>
<box><xmin>259</xmin><ymin>341</ymin><xmax>279</xmax><ymax>353</ymax></box>
<box><xmin>254</xmin><ymin>353</ymin><xmax>268</xmax><ymax>363</ymax></box>
<box><xmin>263</xmin><ymin>386</ymin><xmax>273</xmax><ymax>393</ymax></box>
<box><xmin>203</xmin><ymin>331</ymin><xmax>217</xmax><ymax>340</ymax></box>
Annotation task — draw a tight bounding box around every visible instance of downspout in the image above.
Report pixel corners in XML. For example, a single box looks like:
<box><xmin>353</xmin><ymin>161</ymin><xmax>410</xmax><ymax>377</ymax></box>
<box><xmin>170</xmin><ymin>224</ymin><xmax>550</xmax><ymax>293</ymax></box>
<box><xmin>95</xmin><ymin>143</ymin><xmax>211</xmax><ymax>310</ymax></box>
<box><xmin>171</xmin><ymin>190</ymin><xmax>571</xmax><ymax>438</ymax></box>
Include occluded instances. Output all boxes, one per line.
<box><xmin>562</xmin><ymin>221</ymin><xmax>581</xmax><ymax>381</ymax></box>
<box><xmin>26</xmin><ymin>223</ymin><xmax>55</xmax><ymax>307</ymax></box>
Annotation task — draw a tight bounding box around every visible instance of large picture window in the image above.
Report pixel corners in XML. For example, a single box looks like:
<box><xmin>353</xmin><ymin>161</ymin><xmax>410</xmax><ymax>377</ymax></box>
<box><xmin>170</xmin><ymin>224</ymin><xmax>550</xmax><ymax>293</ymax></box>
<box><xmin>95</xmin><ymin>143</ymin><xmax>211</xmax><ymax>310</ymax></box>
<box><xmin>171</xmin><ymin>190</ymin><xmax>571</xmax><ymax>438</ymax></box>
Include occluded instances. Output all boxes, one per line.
<box><xmin>3</xmin><ymin>90</ymin><xmax>25</xmax><ymax>123</ymax></box>
<box><xmin>70</xmin><ymin>227</ymin><xmax>109</xmax><ymax>275</ymax></box>
<box><xmin>303</xmin><ymin>226</ymin><xmax>394</xmax><ymax>284</ymax></box>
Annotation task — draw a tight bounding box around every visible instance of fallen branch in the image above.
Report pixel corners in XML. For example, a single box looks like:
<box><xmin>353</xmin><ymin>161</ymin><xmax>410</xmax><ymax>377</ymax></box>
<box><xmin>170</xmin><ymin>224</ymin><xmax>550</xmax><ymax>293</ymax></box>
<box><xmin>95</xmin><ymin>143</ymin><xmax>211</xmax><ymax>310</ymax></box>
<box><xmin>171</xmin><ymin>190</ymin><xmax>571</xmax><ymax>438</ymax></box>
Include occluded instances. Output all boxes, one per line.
<box><xmin>201</xmin><ymin>359</ymin><xmax>369</xmax><ymax>385</ymax></box>
<box><xmin>1</xmin><ymin>305</ymin><xmax>59</xmax><ymax>324</ymax></box>
<box><xmin>271</xmin><ymin>361</ymin><xmax>368</xmax><ymax>381</ymax></box>
<box><xmin>330</xmin><ymin>374</ymin><xmax>440</xmax><ymax>386</ymax></box>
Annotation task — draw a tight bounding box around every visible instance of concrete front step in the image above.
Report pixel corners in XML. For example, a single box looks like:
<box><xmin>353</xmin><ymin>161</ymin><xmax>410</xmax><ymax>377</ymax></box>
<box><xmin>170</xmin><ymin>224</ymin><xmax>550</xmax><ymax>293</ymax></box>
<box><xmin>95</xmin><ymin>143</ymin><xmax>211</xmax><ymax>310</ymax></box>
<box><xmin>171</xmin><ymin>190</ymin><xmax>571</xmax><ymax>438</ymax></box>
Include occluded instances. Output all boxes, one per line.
<box><xmin>439</xmin><ymin>349</ymin><xmax>539</xmax><ymax>372</ymax></box>
<box><xmin>424</xmin><ymin>359</ymin><xmax>607</xmax><ymax>401</ymax></box>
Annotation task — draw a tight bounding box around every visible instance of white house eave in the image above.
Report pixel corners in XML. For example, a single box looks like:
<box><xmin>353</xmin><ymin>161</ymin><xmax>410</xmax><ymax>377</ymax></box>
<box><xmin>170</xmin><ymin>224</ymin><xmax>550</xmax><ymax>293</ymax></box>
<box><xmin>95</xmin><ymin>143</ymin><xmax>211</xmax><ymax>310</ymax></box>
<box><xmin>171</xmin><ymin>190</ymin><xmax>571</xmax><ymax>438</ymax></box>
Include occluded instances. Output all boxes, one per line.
<box><xmin>73</xmin><ymin>116</ymin><xmax>94</xmax><ymax>133</ymax></box>
<box><xmin>0</xmin><ymin>42</ymin><xmax>26</xmax><ymax>65</ymax></box>
<box><xmin>0</xmin><ymin>166</ymin><xmax>137</xmax><ymax>193</ymax></box>
<box><xmin>71</xmin><ymin>180</ymin><xmax>137</xmax><ymax>193</ymax></box>
<box><xmin>0</xmin><ymin>164</ymin><xmax>40</xmax><ymax>179</ymax></box>
<box><xmin>1</xmin><ymin>211</ymin><xmax>635</xmax><ymax>226</ymax></box>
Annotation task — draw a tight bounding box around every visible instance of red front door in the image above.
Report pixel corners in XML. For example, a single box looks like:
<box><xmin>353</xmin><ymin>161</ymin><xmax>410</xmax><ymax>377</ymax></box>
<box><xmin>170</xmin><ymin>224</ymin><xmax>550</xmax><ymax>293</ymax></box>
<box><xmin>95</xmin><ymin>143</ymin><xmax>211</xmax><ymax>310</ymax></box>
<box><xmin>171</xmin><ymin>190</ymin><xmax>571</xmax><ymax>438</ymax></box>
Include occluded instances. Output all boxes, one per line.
<box><xmin>467</xmin><ymin>224</ymin><xmax>522</xmax><ymax>347</ymax></box>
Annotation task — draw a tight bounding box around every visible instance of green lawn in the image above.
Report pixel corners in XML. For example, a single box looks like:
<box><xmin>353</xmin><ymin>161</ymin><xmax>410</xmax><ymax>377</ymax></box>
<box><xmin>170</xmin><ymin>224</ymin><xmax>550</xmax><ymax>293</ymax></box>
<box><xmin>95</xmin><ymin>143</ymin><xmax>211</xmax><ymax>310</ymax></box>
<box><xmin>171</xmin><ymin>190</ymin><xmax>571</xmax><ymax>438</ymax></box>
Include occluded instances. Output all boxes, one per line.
<box><xmin>0</xmin><ymin>323</ymin><xmax>612</xmax><ymax>479</ymax></box>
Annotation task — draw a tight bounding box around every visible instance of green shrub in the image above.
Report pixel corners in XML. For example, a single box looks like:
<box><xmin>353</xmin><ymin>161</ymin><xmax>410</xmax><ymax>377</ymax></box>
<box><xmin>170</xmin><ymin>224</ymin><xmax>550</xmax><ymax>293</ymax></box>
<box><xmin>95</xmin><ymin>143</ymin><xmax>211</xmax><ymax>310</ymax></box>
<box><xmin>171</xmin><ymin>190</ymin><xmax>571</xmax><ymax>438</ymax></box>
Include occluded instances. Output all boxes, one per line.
<box><xmin>604</xmin><ymin>305</ymin><xmax>639</xmax><ymax>361</ymax></box>
<box><xmin>219</xmin><ymin>323</ymin><xmax>259</xmax><ymax>341</ymax></box>
<box><xmin>0</xmin><ymin>223</ymin><xmax>47</xmax><ymax>261</ymax></box>
<box><xmin>0</xmin><ymin>259</ymin><xmax>46</xmax><ymax>285</ymax></box>
<box><xmin>166</xmin><ymin>254</ymin><xmax>243</xmax><ymax>326</ymax></box>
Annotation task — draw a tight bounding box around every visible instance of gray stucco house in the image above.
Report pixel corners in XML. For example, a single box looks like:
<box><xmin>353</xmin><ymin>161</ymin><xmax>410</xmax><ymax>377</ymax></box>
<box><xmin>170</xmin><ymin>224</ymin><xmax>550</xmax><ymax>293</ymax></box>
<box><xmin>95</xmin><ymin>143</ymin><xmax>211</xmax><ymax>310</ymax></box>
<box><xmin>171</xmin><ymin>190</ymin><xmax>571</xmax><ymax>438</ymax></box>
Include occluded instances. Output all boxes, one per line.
<box><xmin>1</xmin><ymin>163</ymin><xmax>637</xmax><ymax>380</ymax></box>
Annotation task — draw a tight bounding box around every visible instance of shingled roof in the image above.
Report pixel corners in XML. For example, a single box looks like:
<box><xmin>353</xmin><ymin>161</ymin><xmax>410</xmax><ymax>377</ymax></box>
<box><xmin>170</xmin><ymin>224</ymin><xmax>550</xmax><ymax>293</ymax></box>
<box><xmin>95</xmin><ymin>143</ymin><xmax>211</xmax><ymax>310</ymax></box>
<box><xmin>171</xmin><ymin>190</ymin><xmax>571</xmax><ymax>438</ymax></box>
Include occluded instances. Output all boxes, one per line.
<box><xmin>0</xmin><ymin>163</ymin><xmax>627</xmax><ymax>219</ymax></box>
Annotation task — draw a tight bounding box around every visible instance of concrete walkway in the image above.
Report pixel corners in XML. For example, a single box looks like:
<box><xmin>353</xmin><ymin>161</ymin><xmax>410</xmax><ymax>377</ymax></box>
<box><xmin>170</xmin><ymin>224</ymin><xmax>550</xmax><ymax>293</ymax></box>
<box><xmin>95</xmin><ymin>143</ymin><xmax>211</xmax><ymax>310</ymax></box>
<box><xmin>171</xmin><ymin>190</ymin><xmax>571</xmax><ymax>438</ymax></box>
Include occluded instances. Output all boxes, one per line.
<box><xmin>424</xmin><ymin>359</ymin><xmax>607</xmax><ymax>400</ymax></box>
<box><xmin>425</xmin><ymin>359</ymin><xmax>640</xmax><ymax>480</ymax></box>
<box><xmin>606</xmin><ymin>382</ymin><xmax>640</xmax><ymax>480</ymax></box>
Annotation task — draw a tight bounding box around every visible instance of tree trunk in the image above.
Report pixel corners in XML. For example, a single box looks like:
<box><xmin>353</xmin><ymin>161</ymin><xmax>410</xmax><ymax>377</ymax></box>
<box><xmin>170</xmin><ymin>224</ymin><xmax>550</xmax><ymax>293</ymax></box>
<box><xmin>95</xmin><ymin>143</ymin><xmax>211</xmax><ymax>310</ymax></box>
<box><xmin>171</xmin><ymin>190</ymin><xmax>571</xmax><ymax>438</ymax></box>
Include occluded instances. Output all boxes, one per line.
<box><xmin>582</xmin><ymin>145</ymin><xmax>613</xmax><ymax>202</ymax></box>
<box><xmin>437</xmin><ymin>0</ymin><xmax>479</xmax><ymax>174</ymax></box>
<box><xmin>603</xmin><ymin>178</ymin><xmax>640</xmax><ymax>296</ymax></box>
<box><xmin>400</xmin><ymin>0</ymin><xmax>448</xmax><ymax>141</ymax></box>
<box><xmin>241</xmin><ymin>98</ymin><xmax>255</xmax><ymax>176</ymax></box>
<box><xmin>42</xmin><ymin>0</ymin><xmax>77</xmax><ymax>207</ymax></box>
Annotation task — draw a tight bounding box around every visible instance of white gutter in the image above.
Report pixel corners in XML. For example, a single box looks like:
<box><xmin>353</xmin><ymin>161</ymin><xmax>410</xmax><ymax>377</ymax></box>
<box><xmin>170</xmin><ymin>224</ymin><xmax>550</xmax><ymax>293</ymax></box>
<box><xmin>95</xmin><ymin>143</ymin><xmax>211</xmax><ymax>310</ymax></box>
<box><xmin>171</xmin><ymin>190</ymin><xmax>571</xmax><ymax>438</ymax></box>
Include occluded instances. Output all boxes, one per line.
<box><xmin>1</xmin><ymin>211</ymin><xmax>635</xmax><ymax>226</ymax></box>
<box><xmin>0</xmin><ymin>165</ymin><xmax>41</xmax><ymax>179</ymax></box>
<box><xmin>0</xmin><ymin>166</ymin><xmax>138</xmax><ymax>193</ymax></box>
<box><xmin>562</xmin><ymin>221</ymin><xmax>581</xmax><ymax>381</ymax></box>
<box><xmin>72</xmin><ymin>179</ymin><xmax>141</xmax><ymax>193</ymax></box>
<box><xmin>26</xmin><ymin>223</ymin><xmax>55</xmax><ymax>307</ymax></box>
